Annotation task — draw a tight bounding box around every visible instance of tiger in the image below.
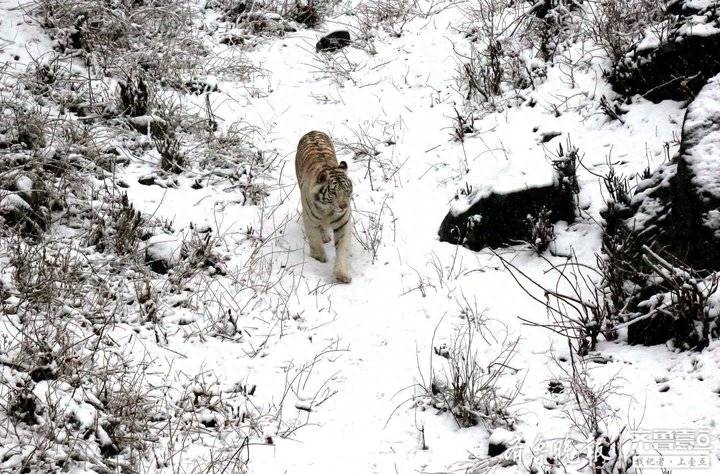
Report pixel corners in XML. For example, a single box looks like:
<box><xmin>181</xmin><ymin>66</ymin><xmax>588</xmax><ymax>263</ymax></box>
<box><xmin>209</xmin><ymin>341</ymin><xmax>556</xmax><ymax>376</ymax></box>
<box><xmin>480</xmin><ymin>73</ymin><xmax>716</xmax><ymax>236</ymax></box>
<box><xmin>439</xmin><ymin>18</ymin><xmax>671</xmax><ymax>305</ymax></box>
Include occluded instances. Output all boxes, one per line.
<box><xmin>295</xmin><ymin>131</ymin><xmax>353</xmax><ymax>283</ymax></box>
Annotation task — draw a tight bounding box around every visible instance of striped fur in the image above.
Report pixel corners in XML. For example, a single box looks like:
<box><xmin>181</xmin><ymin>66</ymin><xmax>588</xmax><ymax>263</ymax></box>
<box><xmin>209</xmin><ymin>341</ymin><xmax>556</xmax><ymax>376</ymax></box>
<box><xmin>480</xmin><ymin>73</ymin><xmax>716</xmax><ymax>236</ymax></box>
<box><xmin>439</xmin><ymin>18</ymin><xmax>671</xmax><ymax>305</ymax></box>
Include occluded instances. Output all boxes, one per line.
<box><xmin>295</xmin><ymin>131</ymin><xmax>353</xmax><ymax>283</ymax></box>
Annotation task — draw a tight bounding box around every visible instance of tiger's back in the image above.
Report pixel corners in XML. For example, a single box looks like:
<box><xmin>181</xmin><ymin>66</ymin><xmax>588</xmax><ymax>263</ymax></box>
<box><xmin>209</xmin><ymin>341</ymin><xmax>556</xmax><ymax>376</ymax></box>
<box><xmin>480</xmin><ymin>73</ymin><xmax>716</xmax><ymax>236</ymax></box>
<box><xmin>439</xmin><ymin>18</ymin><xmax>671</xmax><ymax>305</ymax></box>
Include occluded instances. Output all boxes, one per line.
<box><xmin>295</xmin><ymin>131</ymin><xmax>338</xmax><ymax>185</ymax></box>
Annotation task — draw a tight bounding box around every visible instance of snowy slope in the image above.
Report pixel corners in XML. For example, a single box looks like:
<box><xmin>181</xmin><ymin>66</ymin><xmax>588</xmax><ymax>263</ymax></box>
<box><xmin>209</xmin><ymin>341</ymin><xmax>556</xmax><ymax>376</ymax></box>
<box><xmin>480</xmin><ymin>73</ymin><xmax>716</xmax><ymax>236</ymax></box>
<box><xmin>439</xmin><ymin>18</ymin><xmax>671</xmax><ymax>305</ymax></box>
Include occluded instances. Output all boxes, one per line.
<box><xmin>2</xmin><ymin>0</ymin><xmax>720</xmax><ymax>472</ymax></box>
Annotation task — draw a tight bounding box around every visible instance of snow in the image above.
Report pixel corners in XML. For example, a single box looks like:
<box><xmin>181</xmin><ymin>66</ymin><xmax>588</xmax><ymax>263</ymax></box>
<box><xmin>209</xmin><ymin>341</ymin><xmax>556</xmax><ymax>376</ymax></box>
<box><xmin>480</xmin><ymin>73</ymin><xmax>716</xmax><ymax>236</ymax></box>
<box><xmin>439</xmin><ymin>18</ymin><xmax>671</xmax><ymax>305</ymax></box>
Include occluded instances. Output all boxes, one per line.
<box><xmin>2</xmin><ymin>0</ymin><xmax>720</xmax><ymax>472</ymax></box>
<box><xmin>14</xmin><ymin>175</ymin><xmax>33</xmax><ymax>193</ymax></box>
<box><xmin>0</xmin><ymin>193</ymin><xmax>31</xmax><ymax>212</ymax></box>
<box><xmin>682</xmin><ymin>73</ymin><xmax>720</xmax><ymax>198</ymax></box>
<box><xmin>144</xmin><ymin>233</ymin><xmax>183</xmax><ymax>268</ymax></box>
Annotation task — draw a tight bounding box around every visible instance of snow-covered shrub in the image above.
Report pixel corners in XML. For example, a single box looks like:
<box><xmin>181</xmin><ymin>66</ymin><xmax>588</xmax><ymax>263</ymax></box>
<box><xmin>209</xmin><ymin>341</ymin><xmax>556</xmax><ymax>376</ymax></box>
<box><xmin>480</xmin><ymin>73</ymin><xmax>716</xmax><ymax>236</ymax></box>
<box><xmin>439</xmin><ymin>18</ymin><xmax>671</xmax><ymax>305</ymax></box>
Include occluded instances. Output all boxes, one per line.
<box><xmin>450</xmin><ymin>106</ymin><xmax>476</xmax><ymax>143</ymax></box>
<box><xmin>337</xmin><ymin>122</ymin><xmax>403</xmax><ymax>190</ymax></box>
<box><xmin>526</xmin><ymin>206</ymin><xmax>555</xmax><ymax>254</ymax></box>
<box><xmin>586</xmin><ymin>0</ymin><xmax>667</xmax><ymax>66</ymax></box>
<box><xmin>355</xmin><ymin>0</ymin><xmax>417</xmax><ymax>38</ymax></box>
<box><xmin>0</xmin><ymin>99</ymin><xmax>47</xmax><ymax>151</ymax></box>
<box><xmin>168</xmin><ymin>230</ymin><xmax>226</xmax><ymax>289</ymax></box>
<box><xmin>527</xmin><ymin>0</ymin><xmax>582</xmax><ymax>62</ymax></box>
<box><xmin>119</xmin><ymin>69</ymin><xmax>151</xmax><ymax>117</ymax></box>
<box><xmin>459</xmin><ymin>37</ymin><xmax>504</xmax><ymax>104</ymax></box>
<box><xmin>632</xmin><ymin>247</ymin><xmax>720</xmax><ymax>350</ymax></box>
<box><xmin>353</xmin><ymin>197</ymin><xmax>394</xmax><ymax>264</ymax></box>
<box><xmin>554</xmin><ymin>351</ymin><xmax>633</xmax><ymax>473</ymax></box>
<box><xmin>0</xmin><ymin>158</ymin><xmax>51</xmax><ymax>238</ymax></box>
<box><xmin>500</xmin><ymin>253</ymin><xmax>612</xmax><ymax>356</ymax></box>
<box><xmin>150</xmin><ymin>104</ymin><xmax>186</xmax><ymax>173</ymax></box>
<box><xmin>417</xmin><ymin>319</ymin><xmax>518</xmax><ymax>428</ymax></box>
<box><xmin>0</xmin><ymin>238</ymin><xmax>155</xmax><ymax>471</ymax></box>
<box><xmin>214</xmin><ymin>0</ymin><xmax>321</xmax><ymax>35</ymax></box>
<box><xmin>457</xmin><ymin>0</ymin><xmax>536</xmax><ymax>107</ymax></box>
<box><xmin>551</xmin><ymin>138</ymin><xmax>580</xmax><ymax>199</ymax></box>
<box><xmin>36</xmin><ymin>0</ymin><xmax>206</xmax><ymax>81</ymax></box>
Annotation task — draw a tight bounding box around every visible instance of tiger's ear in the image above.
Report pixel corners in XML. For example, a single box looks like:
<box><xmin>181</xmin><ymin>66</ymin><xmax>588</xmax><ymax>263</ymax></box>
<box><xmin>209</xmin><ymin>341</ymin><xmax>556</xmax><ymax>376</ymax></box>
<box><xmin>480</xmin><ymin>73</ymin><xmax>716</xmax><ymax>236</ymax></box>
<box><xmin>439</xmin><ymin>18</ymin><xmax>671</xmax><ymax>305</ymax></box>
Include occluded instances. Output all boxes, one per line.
<box><xmin>318</xmin><ymin>170</ymin><xmax>329</xmax><ymax>183</ymax></box>
<box><xmin>338</xmin><ymin>161</ymin><xmax>348</xmax><ymax>171</ymax></box>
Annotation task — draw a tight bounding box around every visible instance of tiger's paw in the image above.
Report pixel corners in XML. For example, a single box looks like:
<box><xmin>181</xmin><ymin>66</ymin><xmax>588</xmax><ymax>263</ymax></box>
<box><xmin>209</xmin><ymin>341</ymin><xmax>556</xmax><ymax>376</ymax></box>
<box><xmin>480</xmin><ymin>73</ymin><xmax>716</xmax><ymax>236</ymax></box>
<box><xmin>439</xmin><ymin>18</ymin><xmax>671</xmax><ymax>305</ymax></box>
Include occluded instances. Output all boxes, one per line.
<box><xmin>310</xmin><ymin>250</ymin><xmax>327</xmax><ymax>263</ymax></box>
<box><xmin>333</xmin><ymin>269</ymin><xmax>352</xmax><ymax>284</ymax></box>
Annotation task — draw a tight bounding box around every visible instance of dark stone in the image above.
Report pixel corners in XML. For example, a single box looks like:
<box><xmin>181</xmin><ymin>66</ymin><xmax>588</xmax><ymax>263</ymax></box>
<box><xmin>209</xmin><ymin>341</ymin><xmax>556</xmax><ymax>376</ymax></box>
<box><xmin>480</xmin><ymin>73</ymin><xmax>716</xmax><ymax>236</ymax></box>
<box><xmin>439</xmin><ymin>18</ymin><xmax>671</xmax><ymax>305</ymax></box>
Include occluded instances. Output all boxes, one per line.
<box><xmin>625</xmin><ymin>74</ymin><xmax>720</xmax><ymax>271</ymax></box>
<box><xmin>138</xmin><ymin>175</ymin><xmax>156</xmax><ymax>186</ymax></box>
<box><xmin>438</xmin><ymin>182</ymin><xmax>575</xmax><ymax>251</ymax></box>
<box><xmin>611</xmin><ymin>3</ymin><xmax>720</xmax><ymax>102</ymax></box>
<box><xmin>220</xmin><ymin>34</ymin><xmax>245</xmax><ymax>46</ymax></box>
<box><xmin>316</xmin><ymin>30</ymin><xmax>351</xmax><ymax>53</ymax></box>
<box><xmin>612</xmin><ymin>75</ymin><xmax>720</xmax><ymax>348</ymax></box>
<box><xmin>9</xmin><ymin>389</ymin><xmax>41</xmax><ymax>425</ymax></box>
<box><xmin>488</xmin><ymin>442</ymin><xmax>507</xmax><ymax>457</ymax></box>
<box><xmin>184</xmin><ymin>79</ymin><xmax>219</xmax><ymax>95</ymax></box>
<box><xmin>145</xmin><ymin>253</ymin><xmax>170</xmax><ymax>274</ymax></box>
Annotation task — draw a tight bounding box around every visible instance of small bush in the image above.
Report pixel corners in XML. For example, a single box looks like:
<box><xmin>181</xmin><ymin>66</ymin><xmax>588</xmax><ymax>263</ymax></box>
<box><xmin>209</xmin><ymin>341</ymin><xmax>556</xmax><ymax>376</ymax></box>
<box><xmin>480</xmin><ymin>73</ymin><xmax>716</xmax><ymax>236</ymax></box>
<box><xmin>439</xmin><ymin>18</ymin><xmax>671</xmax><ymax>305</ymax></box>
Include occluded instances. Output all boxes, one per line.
<box><xmin>151</xmin><ymin>104</ymin><xmax>186</xmax><ymax>173</ymax></box>
<box><xmin>527</xmin><ymin>206</ymin><xmax>555</xmax><ymax>254</ymax></box>
<box><xmin>119</xmin><ymin>70</ymin><xmax>150</xmax><ymax>117</ymax></box>
<box><xmin>415</xmin><ymin>317</ymin><xmax>518</xmax><ymax>428</ymax></box>
<box><xmin>586</xmin><ymin>0</ymin><xmax>667</xmax><ymax>66</ymax></box>
<box><xmin>355</xmin><ymin>0</ymin><xmax>416</xmax><ymax>38</ymax></box>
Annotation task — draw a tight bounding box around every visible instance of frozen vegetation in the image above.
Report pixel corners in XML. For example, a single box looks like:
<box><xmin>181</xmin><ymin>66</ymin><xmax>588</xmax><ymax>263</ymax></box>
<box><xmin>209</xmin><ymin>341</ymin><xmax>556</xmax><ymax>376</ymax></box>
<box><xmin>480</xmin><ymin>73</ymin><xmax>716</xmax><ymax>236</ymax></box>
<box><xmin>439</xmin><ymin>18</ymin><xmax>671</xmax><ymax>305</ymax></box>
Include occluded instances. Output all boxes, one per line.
<box><xmin>0</xmin><ymin>0</ymin><xmax>719</xmax><ymax>472</ymax></box>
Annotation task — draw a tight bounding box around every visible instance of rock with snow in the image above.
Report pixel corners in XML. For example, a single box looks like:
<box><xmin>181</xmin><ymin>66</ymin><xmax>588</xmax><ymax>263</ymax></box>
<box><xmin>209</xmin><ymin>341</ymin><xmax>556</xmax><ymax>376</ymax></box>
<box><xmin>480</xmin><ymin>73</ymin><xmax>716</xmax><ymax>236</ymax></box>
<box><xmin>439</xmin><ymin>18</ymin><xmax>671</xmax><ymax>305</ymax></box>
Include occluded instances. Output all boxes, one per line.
<box><xmin>127</xmin><ymin>114</ymin><xmax>167</xmax><ymax>135</ymax></box>
<box><xmin>615</xmin><ymin>74</ymin><xmax>720</xmax><ymax>346</ymax></box>
<box><xmin>612</xmin><ymin>1</ymin><xmax>720</xmax><ymax>101</ymax></box>
<box><xmin>438</xmin><ymin>170</ymin><xmax>575</xmax><ymax>251</ymax></box>
<box><xmin>144</xmin><ymin>234</ymin><xmax>183</xmax><ymax>274</ymax></box>
<box><xmin>0</xmin><ymin>171</ymin><xmax>49</xmax><ymax>235</ymax></box>
<box><xmin>626</xmin><ymin>73</ymin><xmax>720</xmax><ymax>270</ymax></box>
<box><xmin>316</xmin><ymin>31</ymin><xmax>351</xmax><ymax>52</ymax></box>
<box><xmin>488</xmin><ymin>427</ymin><xmax>517</xmax><ymax>457</ymax></box>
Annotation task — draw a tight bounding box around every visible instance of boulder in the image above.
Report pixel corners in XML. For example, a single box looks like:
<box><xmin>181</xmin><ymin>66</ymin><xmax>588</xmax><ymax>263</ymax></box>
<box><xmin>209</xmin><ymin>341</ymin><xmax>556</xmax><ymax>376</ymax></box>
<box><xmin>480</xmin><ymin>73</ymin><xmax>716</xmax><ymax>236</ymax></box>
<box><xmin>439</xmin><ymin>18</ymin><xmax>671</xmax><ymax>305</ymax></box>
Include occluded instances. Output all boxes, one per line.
<box><xmin>488</xmin><ymin>427</ymin><xmax>517</xmax><ymax>457</ymax></box>
<box><xmin>316</xmin><ymin>30</ymin><xmax>351</xmax><ymax>52</ymax></box>
<box><xmin>438</xmin><ymin>180</ymin><xmax>574</xmax><ymax>251</ymax></box>
<box><xmin>612</xmin><ymin>73</ymin><xmax>720</xmax><ymax>347</ymax></box>
<box><xmin>0</xmin><ymin>171</ymin><xmax>49</xmax><ymax>236</ymax></box>
<box><xmin>626</xmin><ymin>72</ymin><xmax>720</xmax><ymax>270</ymax></box>
<box><xmin>144</xmin><ymin>234</ymin><xmax>183</xmax><ymax>274</ymax></box>
<box><xmin>611</xmin><ymin>1</ymin><xmax>720</xmax><ymax>101</ymax></box>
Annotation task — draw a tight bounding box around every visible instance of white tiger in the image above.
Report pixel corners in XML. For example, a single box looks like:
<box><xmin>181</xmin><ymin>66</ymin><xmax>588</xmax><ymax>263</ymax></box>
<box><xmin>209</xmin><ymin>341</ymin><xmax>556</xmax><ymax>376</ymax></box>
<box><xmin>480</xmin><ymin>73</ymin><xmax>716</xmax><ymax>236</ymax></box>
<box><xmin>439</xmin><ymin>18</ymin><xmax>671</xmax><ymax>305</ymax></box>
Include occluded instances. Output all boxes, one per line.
<box><xmin>295</xmin><ymin>131</ymin><xmax>353</xmax><ymax>283</ymax></box>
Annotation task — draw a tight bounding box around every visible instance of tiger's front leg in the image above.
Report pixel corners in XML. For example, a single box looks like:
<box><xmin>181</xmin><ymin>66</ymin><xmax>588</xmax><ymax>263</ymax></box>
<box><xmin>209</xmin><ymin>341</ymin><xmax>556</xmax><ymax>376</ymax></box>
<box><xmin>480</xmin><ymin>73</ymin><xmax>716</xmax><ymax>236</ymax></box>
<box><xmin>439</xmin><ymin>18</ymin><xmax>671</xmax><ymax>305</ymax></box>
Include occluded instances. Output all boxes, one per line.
<box><xmin>332</xmin><ymin>220</ymin><xmax>352</xmax><ymax>283</ymax></box>
<box><xmin>302</xmin><ymin>213</ymin><xmax>327</xmax><ymax>263</ymax></box>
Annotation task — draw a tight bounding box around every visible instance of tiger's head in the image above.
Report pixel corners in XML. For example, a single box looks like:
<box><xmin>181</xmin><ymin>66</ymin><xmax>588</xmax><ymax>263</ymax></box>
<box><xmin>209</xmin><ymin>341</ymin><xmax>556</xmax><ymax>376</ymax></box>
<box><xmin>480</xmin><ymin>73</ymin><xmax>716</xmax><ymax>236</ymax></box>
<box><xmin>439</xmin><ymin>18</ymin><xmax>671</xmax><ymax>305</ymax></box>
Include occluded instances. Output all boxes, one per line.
<box><xmin>314</xmin><ymin>161</ymin><xmax>352</xmax><ymax>215</ymax></box>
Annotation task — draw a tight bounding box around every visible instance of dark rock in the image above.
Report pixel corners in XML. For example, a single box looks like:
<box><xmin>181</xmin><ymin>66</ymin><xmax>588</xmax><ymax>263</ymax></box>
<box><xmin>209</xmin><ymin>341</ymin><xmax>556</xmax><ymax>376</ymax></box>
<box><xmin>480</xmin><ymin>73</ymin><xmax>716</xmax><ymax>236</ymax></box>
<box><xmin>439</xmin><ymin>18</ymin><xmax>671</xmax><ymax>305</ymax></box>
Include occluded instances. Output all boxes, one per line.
<box><xmin>540</xmin><ymin>131</ymin><xmax>562</xmax><ymax>143</ymax></box>
<box><xmin>138</xmin><ymin>175</ymin><xmax>157</xmax><ymax>186</ymax></box>
<box><xmin>488</xmin><ymin>441</ymin><xmax>508</xmax><ymax>457</ymax></box>
<box><xmin>220</xmin><ymin>34</ymin><xmax>245</xmax><ymax>45</ymax></box>
<box><xmin>184</xmin><ymin>79</ymin><xmax>219</xmax><ymax>95</ymax></box>
<box><xmin>438</xmin><ymin>181</ymin><xmax>575</xmax><ymax>251</ymax></box>
<box><xmin>612</xmin><ymin>74</ymin><xmax>720</xmax><ymax>348</ymax></box>
<box><xmin>611</xmin><ymin>3</ymin><xmax>720</xmax><ymax>101</ymax></box>
<box><xmin>488</xmin><ymin>427</ymin><xmax>515</xmax><ymax>457</ymax></box>
<box><xmin>548</xmin><ymin>381</ymin><xmax>564</xmax><ymax>394</ymax></box>
<box><xmin>316</xmin><ymin>30</ymin><xmax>351</xmax><ymax>53</ymax></box>
<box><xmin>625</xmin><ymin>73</ymin><xmax>720</xmax><ymax>271</ymax></box>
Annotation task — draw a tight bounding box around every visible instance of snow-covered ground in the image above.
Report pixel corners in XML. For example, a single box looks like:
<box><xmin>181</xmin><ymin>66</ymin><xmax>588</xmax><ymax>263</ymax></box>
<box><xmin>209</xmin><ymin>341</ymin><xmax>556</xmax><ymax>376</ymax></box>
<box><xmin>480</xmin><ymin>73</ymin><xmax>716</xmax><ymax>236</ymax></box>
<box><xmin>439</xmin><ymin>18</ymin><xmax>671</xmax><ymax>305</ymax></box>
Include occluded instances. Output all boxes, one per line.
<box><xmin>2</xmin><ymin>0</ymin><xmax>720</xmax><ymax>472</ymax></box>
